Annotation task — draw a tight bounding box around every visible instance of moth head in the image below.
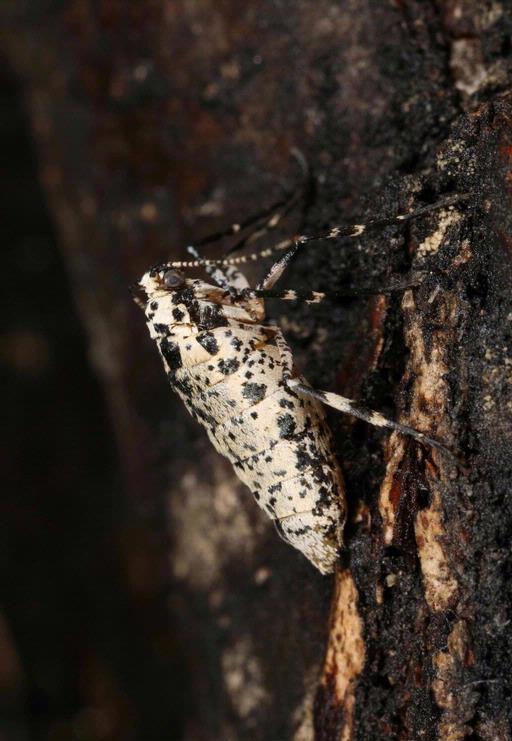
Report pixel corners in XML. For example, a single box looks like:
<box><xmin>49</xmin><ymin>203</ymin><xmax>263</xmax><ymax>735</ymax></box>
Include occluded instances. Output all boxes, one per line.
<box><xmin>162</xmin><ymin>269</ymin><xmax>186</xmax><ymax>290</ymax></box>
<box><xmin>138</xmin><ymin>266</ymin><xmax>187</xmax><ymax>298</ymax></box>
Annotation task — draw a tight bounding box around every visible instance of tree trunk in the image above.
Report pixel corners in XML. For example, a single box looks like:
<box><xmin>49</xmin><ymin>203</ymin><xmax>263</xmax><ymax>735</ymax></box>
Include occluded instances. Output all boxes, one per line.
<box><xmin>2</xmin><ymin>1</ymin><xmax>512</xmax><ymax>739</ymax></box>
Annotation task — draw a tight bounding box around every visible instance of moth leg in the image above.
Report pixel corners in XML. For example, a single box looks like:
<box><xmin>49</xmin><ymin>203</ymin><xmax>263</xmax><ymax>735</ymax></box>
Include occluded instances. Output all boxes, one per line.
<box><xmin>187</xmin><ymin>166</ymin><xmax>308</xmax><ymax>289</ymax></box>
<box><xmin>294</xmin><ymin>193</ymin><xmax>469</xmax><ymax>248</ymax></box>
<box><xmin>187</xmin><ymin>244</ymin><xmax>232</xmax><ymax>290</ymax></box>
<box><xmin>224</xmin><ymin>184</ymin><xmax>306</xmax><ymax>257</ymax></box>
<box><xmin>270</xmin><ymin>323</ymin><xmax>447</xmax><ymax>453</ymax></box>
<box><xmin>192</xmin><ymin>191</ymin><xmax>298</xmax><ymax>250</ymax></box>
<box><xmin>223</xmin><ymin>265</ymin><xmax>251</xmax><ymax>290</ymax></box>
<box><xmin>272</xmin><ymin>517</ymin><xmax>294</xmax><ymax>548</ymax></box>
<box><xmin>233</xmin><ymin>273</ymin><xmax>425</xmax><ymax>304</ymax></box>
<box><xmin>255</xmin><ymin>196</ymin><xmax>467</xmax><ymax>291</ymax></box>
<box><xmin>255</xmin><ymin>193</ymin><xmax>468</xmax><ymax>287</ymax></box>
<box><xmin>286</xmin><ymin>379</ymin><xmax>455</xmax><ymax>460</ymax></box>
<box><xmin>195</xmin><ymin>150</ymin><xmax>310</xmax><ymax>252</ymax></box>
<box><xmin>257</xmin><ymin>240</ymin><xmax>305</xmax><ymax>290</ymax></box>
<box><xmin>224</xmin><ymin>146</ymin><xmax>310</xmax><ymax>254</ymax></box>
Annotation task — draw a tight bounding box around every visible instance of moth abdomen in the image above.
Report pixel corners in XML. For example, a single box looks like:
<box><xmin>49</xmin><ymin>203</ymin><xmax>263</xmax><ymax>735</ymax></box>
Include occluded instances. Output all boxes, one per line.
<box><xmin>140</xmin><ymin>277</ymin><xmax>346</xmax><ymax>573</ymax></box>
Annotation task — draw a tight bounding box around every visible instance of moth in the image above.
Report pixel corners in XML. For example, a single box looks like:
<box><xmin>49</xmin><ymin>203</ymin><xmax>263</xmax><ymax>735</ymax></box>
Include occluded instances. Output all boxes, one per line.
<box><xmin>135</xmin><ymin>183</ymin><xmax>463</xmax><ymax>573</ymax></box>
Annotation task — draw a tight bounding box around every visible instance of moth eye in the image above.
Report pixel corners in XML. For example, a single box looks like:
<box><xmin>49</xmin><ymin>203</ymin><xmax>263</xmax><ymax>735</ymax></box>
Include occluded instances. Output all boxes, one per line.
<box><xmin>163</xmin><ymin>270</ymin><xmax>185</xmax><ymax>289</ymax></box>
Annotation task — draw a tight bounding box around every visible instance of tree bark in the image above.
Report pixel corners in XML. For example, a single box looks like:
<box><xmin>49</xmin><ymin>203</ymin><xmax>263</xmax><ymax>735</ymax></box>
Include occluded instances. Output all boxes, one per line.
<box><xmin>2</xmin><ymin>1</ymin><xmax>512</xmax><ymax>739</ymax></box>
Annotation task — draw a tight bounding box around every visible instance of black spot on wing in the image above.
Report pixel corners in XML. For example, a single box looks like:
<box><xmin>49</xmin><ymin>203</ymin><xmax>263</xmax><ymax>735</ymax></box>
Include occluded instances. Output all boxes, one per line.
<box><xmin>218</xmin><ymin>358</ymin><xmax>241</xmax><ymax>375</ymax></box>
<box><xmin>188</xmin><ymin>401</ymin><xmax>217</xmax><ymax>432</ymax></box>
<box><xmin>196</xmin><ymin>332</ymin><xmax>219</xmax><ymax>355</ymax></box>
<box><xmin>172</xmin><ymin>374</ymin><xmax>193</xmax><ymax>399</ymax></box>
<box><xmin>171</xmin><ymin>288</ymin><xmax>202</xmax><ymax>326</ymax></box>
<box><xmin>277</xmin><ymin>413</ymin><xmax>296</xmax><ymax>439</ymax></box>
<box><xmin>172</xmin><ymin>307</ymin><xmax>185</xmax><ymax>321</ymax></box>
<box><xmin>160</xmin><ymin>337</ymin><xmax>182</xmax><ymax>371</ymax></box>
<box><xmin>242</xmin><ymin>382</ymin><xmax>267</xmax><ymax>403</ymax></box>
<box><xmin>294</xmin><ymin>445</ymin><xmax>316</xmax><ymax>472</ymax></box>
<box><xmin>268</xmin><ymin>482</ymin><xmax>282</xmax><ymax>495</ymax></box>
<box><xmin>153</xmin><ymin>323</ymin><xmax>170</xmax><ymax>335</ymax></box>
<box><xmin>171</xmin><ymin>287</ymin><xmax>195</xmax><ymax>306</ymax></box>
<box><xmin>279</xmin><ymin>398</ymin><xmax>295</xmax><ymax>410</ymax></box>
<box><xmin>200</xmin><ymin>303</ymin><xmax>229</xmax><ymax>330</ymax></box>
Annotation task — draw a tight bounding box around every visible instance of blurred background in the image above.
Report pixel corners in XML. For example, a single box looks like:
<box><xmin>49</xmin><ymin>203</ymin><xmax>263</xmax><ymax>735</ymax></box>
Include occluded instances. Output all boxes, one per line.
<box><xmin>1</xmin><ymin>60</ymin><xmax>185</xmax><ymax>740</ymax></box>
<box><xmin>2</xmin><ymin>3</ymin><xmax>512</xmax><ymax>740</ymax></box>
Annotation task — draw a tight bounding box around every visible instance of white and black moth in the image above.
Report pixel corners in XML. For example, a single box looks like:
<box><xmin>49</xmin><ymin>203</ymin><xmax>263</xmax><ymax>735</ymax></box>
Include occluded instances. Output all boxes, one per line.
<box><xmin>135</xmin><ymin>188</ymin><xmax>463</xmax><ymax>573</ymax></box>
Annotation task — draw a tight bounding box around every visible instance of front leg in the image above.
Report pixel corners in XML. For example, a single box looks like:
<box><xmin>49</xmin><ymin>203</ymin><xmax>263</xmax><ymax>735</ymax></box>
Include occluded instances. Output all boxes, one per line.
<box><xmin>257</xmin><ymin>241</ymin><xmax>302</xmax><ymax>290</ymax></box>
<box><xmin>231</xmin><ymin>273</ymin><xmax>426</xmax><ymax>304</ymax></box>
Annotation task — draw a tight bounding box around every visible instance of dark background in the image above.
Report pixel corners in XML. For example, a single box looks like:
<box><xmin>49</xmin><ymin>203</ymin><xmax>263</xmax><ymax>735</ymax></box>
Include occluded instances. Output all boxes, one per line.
<box><xmin>2</xmin><ymin>2</ymin><xmax>512</xmax><ymax>740</ymax></box>
<box><xmin>2</xmin><ymin>62</ymin><xmax>182</xmax><ymax>740</ymax></box>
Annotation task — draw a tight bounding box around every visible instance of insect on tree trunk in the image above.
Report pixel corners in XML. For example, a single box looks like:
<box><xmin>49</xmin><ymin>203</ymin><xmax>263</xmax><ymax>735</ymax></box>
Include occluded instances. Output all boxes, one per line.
<box><xmin>2</xmin><ymin>1</ymin><xmax>512</xmax><ymax>739</ymax></box>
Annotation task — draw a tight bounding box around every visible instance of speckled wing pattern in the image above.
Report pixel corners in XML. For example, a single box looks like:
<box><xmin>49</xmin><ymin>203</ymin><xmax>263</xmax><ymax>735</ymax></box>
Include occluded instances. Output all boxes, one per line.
<box><xmin>141</xmin><ymin>274</ymin><xmax>346</xmax><ymax>574</ymax></box>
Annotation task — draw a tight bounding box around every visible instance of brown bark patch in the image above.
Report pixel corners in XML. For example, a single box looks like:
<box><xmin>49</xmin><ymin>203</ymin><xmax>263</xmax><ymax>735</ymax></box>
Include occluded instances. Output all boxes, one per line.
<box><xmin>317</xmin><ymin>569</ymin><xmax>365</xmax><ymax>740</ymax></box>
<box><xmin>432</xmin><ymin>620</ymin><xmax>477</xmax><ymax>740</ymax></box>
<box><xmin>414</xmin><ymin>488</ymin><xmax>458</xmax><ymax>612</ymax></box>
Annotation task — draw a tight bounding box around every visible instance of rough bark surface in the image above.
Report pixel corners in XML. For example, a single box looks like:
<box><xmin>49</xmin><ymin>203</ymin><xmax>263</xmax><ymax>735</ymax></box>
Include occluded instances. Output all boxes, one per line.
<box><xmin>2</xmin><ymin>1</ymin><xmax>512</xmax><ymax>739</ymax></box>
